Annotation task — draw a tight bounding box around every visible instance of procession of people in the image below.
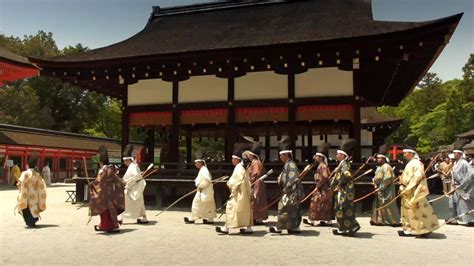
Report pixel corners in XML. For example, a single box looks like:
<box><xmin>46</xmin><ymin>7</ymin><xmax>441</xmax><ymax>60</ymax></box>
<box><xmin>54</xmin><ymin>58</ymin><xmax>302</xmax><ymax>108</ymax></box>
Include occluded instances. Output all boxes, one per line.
<box><xmin>12</xmin><ymin>140</ymin><xmax>474</xmax><ymax>239</ymax></box>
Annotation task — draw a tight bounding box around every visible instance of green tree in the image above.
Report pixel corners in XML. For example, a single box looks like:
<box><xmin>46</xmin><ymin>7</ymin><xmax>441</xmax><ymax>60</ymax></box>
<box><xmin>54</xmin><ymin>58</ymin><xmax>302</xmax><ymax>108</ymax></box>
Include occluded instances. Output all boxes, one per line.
<box><xmin>83</xmin><ymin>96</ymin><xmax>122</xmax><ymax>139</ymax></box>
<box><xmin>0</xmin><ymin>81</ymin><xmax>54</xmax><ymax>128</ymax></box>
<box><xmin>380</xmin><ymin>55</ymin><xmax>474</xmax><ymax>153</ymax></box>
<box><xmin>460</xmin><ymin>54</ymin><xmax>474</xmax><ymax>127</ymax></box>
<box><xmin>0</xmin><ymin>31</ymin><xmax>123</xmax><ymax>138</ymax></box>
<box><xmin>62</xmin><ymin>43</ymin><xmax>89</xmax><ymax>55</ymax></box>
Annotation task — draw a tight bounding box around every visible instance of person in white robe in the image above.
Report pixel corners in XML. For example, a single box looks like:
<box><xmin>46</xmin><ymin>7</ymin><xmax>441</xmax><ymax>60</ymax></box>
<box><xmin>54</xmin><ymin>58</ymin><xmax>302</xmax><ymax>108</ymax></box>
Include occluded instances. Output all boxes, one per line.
<box><xmin>41</xmin><ymin>163</ymin><xmax>52</xmax><ymax>186</ymax></box>
<box><xmin>118</xmin><ymin>145</ymin><xmax>148</xmax><ymax>224</ymax></box>
<box><xmin>184</xmin><ymin>159</ymin><xmax>217</xmax><ymax>224</ymax></box>
<box><xmin>216</xmin><ymin>154</ymin><xmax>253</xmax><ymax>234</ymax></box>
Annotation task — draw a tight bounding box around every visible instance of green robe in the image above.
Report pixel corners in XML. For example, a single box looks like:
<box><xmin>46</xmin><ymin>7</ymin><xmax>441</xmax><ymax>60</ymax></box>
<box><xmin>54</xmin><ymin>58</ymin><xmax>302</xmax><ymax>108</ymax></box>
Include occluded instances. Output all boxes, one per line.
<box><xmin>277</xmin><ymin>160</ymin><xmax>304</xmax><ymax>230</ymax></box>
<box><xmin>371</xmin><ymin>163</ymin><xmax>400</xmax><ymax>225</ymax></box>
<box><xmin>331</xmin><ymin>160</ymin><xmax>360</xmax><ymax>233</ymax></box>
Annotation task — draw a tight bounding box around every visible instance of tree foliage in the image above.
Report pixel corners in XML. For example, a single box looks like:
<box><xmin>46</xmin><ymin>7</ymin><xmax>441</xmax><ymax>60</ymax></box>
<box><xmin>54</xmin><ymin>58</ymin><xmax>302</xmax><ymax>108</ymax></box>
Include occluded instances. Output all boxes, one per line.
<box><xmin>0</xmin><ymin>31</ymin><xmax>124</xmax><ymax>140</ymax></box>
<box><xmin>379</xmin><ymin>54</ymin><xmax>474</xmax><ymax>153</ymax></box>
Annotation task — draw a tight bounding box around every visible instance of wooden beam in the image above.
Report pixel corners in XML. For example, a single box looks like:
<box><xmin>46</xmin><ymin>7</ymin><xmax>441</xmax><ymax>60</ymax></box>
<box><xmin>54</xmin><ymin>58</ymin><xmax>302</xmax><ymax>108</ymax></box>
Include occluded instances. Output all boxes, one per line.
<box><xmin>145</xmin><ymin>127</ymin><xmax>155</xmax><ymax>164</ymax></box>
<box><xmin>168</xmin><ymin>80</ymin><xmax>180</xmax><ymax>163</ymax></box>
<box><xmin>307</xmin><ymin>123</ymin><xmax>313</xmax><ymax>161</ymax></box>
<box><xmin>225</xmin><ymin>78</ymin><xmax>236</xmax><ymax>161</ymax></box>
<box><xmin>121</xmin><ymin>86</ymin><xmax>130</xmax><ymax>157</ymax></box>
<box><xmin>288</xmin><ymin>74</ymin><xmax>296</xmax><ymax>154</ymax></box>
<box><xmin>351</xmin><ymin>72</ymin><xmax>362</xmax><ymax>162</ymax></box>
<box><xmin>186</xmin><ymin>128</ymin><xmax>192</xmax><ymax>164</ymax></box>
<box><xmin>265</xmin><ymin>124</ymin><xmax>270</xmax><ymax>163</ymax></box>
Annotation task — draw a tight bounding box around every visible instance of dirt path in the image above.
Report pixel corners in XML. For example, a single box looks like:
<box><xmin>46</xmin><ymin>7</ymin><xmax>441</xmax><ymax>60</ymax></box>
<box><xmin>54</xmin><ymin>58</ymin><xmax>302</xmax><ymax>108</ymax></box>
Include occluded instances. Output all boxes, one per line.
<box><xmin>1</xmin><ymin>184</ymin><xmax>473</xmax><ymax>265</ymax></box>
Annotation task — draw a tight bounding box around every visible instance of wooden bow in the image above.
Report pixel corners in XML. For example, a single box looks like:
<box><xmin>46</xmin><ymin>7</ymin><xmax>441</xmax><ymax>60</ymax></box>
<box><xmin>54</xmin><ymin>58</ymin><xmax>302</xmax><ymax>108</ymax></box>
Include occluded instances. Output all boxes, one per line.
<box><xmin>428</xmin><ymin>186</ymin><xmax>459</xmax><ymax>204</ymax></box>
<box><xmin>259</xmin><ymin>163</ymin><xmax>315</xmax><ymax>212</ymax></box>
<box><xmin>217</xmin><ymin>169</ymin><xmax>274</xmax><ymax>218</ymax></box>
<box><xmin>354</xmin><ymin>176</ymin><xmax>400</xmax><ymax>203</ymax></box>
<box><xmin>440</xmin><ymin>209</ymin><xmax>474</xmax><ymax>227</ymax></box>
<box><xmin>300</xmin><ymin>158</ymin><xmax>350</xmax><ymax>204</ymax></box>
<box><xmin>373</xmin><ymin>153</ymin><xmax>442</xmax><ymax>212</ymax></box>
<box><xmin>155</xmin><ymin>175</ymin><xmax>230</xmax><ymax>217</ymax></box>
<box><xmin>351</xmin><ymin>154</ymin><xmax>377</xmax><ymax>180</ymax></box>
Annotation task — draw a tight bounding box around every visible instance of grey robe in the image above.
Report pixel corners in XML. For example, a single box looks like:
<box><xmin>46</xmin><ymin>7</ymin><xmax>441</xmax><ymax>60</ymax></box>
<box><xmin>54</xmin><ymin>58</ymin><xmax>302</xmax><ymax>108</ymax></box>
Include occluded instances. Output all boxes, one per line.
<box><xmin>450</xmin><ymin>159</ymin><xmax>474</xmax><ymax>223</ymax></box>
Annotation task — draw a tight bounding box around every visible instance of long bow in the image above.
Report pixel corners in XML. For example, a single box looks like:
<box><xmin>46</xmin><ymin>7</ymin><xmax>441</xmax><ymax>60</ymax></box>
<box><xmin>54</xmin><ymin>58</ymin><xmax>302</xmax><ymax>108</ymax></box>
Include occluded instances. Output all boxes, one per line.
<box><xmin>217</xmin><ymin>169</ymin><xmax>274</xmax><ymax>218</ymax></box>
<box><xmin>155</xmin><ymin>175</ymin><xmax>230</xmax><ymax>217</ymax></box>
<box><xmin>374</xmin><ymin>153</ymin><xmax>442</xmax><ymax>212</ymax></box>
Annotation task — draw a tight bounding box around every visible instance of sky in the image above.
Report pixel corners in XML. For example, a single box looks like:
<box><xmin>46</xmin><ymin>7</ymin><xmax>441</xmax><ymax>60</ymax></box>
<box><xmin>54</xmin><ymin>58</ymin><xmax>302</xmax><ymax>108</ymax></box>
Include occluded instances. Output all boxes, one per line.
<box><xmin>0</xmin><ymin>0</ymin><xmax>472</xmax><ymax>81</ymax></box>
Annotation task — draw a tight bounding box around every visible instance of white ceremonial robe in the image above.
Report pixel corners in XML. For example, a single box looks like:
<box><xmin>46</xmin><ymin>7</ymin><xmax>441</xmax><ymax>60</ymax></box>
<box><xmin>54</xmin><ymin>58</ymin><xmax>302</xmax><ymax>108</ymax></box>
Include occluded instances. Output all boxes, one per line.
<box><xmin>41</xmin><ymin>166</ymin><xmax>52</xmax><ymax>186</ymax></box>
<box><xmin>191</xmin><ymin>166</ymin><xmax>217</xmax><ymax>219</ymax></box>
<box><xmin>122</xmin><ymin>162</ymin><xmax>147</xmax><ymax>219</ymax></box>
<box><xmin>225</xmin><ymin>163</ymin><xmax>253</xmax><ymax>228</ymax></box>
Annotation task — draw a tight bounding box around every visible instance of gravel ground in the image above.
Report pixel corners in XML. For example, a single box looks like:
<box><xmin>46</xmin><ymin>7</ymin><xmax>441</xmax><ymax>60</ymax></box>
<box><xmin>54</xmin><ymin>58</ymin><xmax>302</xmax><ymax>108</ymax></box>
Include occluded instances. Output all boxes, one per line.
<box><xmin>1</xmin><ymin>184</ymin><xmax>473</xmax><ymax>265</ymax></box>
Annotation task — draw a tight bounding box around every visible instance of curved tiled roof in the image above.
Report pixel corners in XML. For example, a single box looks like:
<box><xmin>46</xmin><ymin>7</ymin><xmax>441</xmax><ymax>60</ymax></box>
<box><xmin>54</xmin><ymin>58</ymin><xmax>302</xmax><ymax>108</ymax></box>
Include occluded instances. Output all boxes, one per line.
<box><xmin>0</xmin><ymin>45</ymin><xmax>32</xmax><ymax>66</ymax></box>
<box><xmin>32</xmin><ymin>0</ymin><xmax>457</xmax><ymax>63</ymax></box>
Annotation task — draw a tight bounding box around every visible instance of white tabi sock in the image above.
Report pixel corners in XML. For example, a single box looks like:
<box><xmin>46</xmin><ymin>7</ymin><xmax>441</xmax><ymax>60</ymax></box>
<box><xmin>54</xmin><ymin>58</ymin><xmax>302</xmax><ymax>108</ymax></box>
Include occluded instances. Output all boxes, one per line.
<box><xmin>243</xmin><ymin>226</ymin><xmax>253</xmax><ymax>232</ymax></box>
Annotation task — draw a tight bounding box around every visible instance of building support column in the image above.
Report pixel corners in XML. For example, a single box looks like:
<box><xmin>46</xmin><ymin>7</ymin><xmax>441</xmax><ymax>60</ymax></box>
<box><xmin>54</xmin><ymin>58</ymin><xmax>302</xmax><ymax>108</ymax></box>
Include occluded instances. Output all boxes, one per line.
<box><xmin>265</xmin><ymin>124</ymin><xmax>270</xmax><ymax>163</ymax></box>
<box><xmin>168</xmin><ymin>80</ymin><xmax>180</xmax><ymax>163</ymax></box>
<box><xmin>225</xmin><ymin>78</ymin><xmax>236</xmax><ymax>162</ymax></box>
<box><xmin>350</xmin><ymin>97</ymin><xmax>362</xmax><ymax>162</ymax></box>
<box><xmin>121</xmin><ymin>86</ymin><xmax>130</xmax><ymax>157</ymax></box>
<box><xmin>288</xmin><ymin>74</ymin><xmax>296</xmax><ymax>153</ymax></box>
<box><xmin>186</xmin><ymin>128</ymin><xmax>192</xmax><ymax>165</ymax></box>
<box><xmin>145</xmin><ymin>127</ymin><xmax>155</xmax><ymax>164</ymax></box>
<box><xmin>307</xmin><ymin>124</ymin><xmax>313</xmax><ymax>161</ymax></box>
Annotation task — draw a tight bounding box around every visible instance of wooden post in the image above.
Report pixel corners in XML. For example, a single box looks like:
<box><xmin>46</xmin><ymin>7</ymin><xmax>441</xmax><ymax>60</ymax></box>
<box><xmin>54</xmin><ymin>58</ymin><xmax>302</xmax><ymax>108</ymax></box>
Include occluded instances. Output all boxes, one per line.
<box><xmin>186</xmin><ymin>128</ymin><xmax>192</xmax><ymax>164</ymax></box>
<box><xmin>307</xmin><ymin>124</ymin><xmax>313</xmax><ymax>161</ymax></box>
<box><xmin>225</xmin><ymin>78</ymin><xmax>236</xmax><ymax>162</ymax></box>
<box><xmin>168</xmin><ymin>80</ymin><xmax>180</xmax><ymax>163</ymax></box>
<box><xmin>146</xmin><ymin>127</ymin><xmax>155</xmax><ymax>164</ymax></box>
<box><xmin>265</xmin><ymin>124</ymin><xmax>270</xmax><ymax>163</ymax></box>
<box><xmin>350</xmin><ymin>97</ymin><xmax>362</xmax><ymax>162</ymax></box>
<box><xmin>288</xmin><ymin>74</ymin><xmax>296</xmax><ymax>154</ymax></box>
<box><xmin>121</xmin><ymin>87</ymin><xmax>129</xmax><ymax>157</ymax></box>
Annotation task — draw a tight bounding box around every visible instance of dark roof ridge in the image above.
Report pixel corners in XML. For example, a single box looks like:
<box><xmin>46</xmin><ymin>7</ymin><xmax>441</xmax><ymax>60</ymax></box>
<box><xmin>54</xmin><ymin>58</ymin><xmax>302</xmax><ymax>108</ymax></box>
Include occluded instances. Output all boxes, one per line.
<box><xmin>151</xmin><ymin>0</ymin><xmax>288</xmax><ymax>19</ymax></box>
<box><xmin>0</xmin><ymin>44</ymin><xmax>34</xmax><ymax>66</ymax></box>
<box><xmin>0</xmin><ymin>123</ymin><xmax>119</xmax><ymax>143</ymax></box>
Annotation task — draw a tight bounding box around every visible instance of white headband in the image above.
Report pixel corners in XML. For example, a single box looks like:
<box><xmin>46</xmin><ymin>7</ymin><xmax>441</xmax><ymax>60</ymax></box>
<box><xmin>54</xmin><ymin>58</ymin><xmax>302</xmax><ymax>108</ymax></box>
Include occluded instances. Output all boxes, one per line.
<box><xmin>279</xmin><ymin>150</ymin><xmax>292</xmax><ymax>155</ymax></box>
<box><xmin>194</xmin><ymin>159</ymin><xmax>207</xmax><ymax>167</ymax></box>
<box><xmin>232</xmin><ymin>155</ymin><xmax>242</xmax><ymax>160</ymax></box>
<box><xmin>453</xmin><ymin>150</ymin><xmax>464</xmax><ymax>154</ymax></box>
<box><xmin>122</xmin><ymin>156</ymin><xmax>134</xmax><ymax>161</ymax></box>
<box><xmin>336</xmin><ymin>150</ymin><xmax>348</xmax><ymax>157</ymax></box>
<box><xmin>403</xmin><ymin>149</ymin><xmax>416</xmax><ymax>154</ymax></box>
<box><xmin>247</xmin><ymin>151</ymin><xmax>258</xmax><ymax>157</ymax></box>
<box><xmin>314</xmin><ymin>152</ymin><xmax>328</xmax><ymax>163</ymax></box>
<box><xmin>376</xmin><ymin>154</ymin><xmax>389</xmax><ymax>163</ymax></box>
<box><xmin>314</xmin><ymin>152</ymin><xmax>326</xmax><ymax>158</ymax></box>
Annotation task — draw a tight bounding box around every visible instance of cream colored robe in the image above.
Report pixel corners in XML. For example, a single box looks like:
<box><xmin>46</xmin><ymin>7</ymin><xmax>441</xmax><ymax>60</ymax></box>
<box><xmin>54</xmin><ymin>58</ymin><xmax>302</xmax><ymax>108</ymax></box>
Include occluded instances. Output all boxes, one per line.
<box><xmin>10</xmin><ymin>165</ymin><xmax>20</xmax><ymax>185</ymax></box>
<box><xmin>41</xmin><ymin>165</ymin><xmax>52</xmax><ymax>186</ymax></box>
<box><xmin>400</xmin><ymin>158</ymin><xmax>439</xmax><ymax>235</ymax></box>
<box><xmin>17</xmin><ymin>169</ymin><xmax>47</xmax><ymax>218</ymax></box>
<box><xmin>122</xmin><ymin>162</ymin><xmax>147</xmax><ymax>219</ymax></box>
<box><xmin>225</xmin><ymin>163</ymin><xmax>253</xmax><ymax>228</ymax></box>
<box><xmin>191</xmin><ymin>166</ymin><xmax>216</xmax><ymax>219</ymax></box>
